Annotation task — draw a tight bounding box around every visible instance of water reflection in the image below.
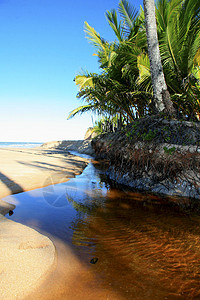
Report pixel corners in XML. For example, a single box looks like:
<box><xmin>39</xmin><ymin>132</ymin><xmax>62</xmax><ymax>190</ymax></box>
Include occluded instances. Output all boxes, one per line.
<box><xmin>4</xmin><ymin>155</ymin><xmax>200</xmax><ymax>299</ymax></box>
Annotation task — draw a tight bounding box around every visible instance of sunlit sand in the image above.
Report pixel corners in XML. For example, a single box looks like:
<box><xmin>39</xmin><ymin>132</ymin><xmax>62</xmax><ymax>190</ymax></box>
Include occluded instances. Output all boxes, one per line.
<box><xmin>0</xmin><ymin>146</ymin><xmax>88</xmax><ymax>299</ymax></box>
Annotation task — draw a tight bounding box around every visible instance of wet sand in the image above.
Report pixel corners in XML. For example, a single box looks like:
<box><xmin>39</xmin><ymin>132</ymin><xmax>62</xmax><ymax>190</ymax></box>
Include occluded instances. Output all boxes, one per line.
<box><xmin>0</xmin><ymin>147</ymin><xmax>88</xmax><ymax>299</ymax></box>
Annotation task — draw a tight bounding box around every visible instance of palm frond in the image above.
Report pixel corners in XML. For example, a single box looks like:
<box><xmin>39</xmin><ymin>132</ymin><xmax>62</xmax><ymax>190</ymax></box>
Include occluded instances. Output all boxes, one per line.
<box><xmin>118</xmin><ymin>0</ymin><xmax>139</xmax><ymax>37</ymax></box>
<box><xmin>137</xmin><ymin>53</ymin><xmax>150</xmax><ymax>78</ymax></box>
<box><xmin>75</xmin><ymin>74</ymin><xmax>94</xmax><ymax>90</ymax></box>
<box><xmin>84</xmin><ymin>21</ymin><xmax>107</xmax><ymax>52</ymax></box>
<box><xmin>67</xmin><ymin>104</ymin><xmax>97</xmax><ymax>120</ymax></box>
<box><xmin>105</xmin><ymin>9</ymin><xmax>124</xmax><ymax>42</ymax></box>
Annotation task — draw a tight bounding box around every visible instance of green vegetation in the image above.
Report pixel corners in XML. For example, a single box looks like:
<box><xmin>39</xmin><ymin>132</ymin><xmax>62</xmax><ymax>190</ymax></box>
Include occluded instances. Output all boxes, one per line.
<box><xmin>141</xmin><ymin>129</ymin><xmax>156</xmax><ymax>141</ymax></box>
<box><xmin>163</xmin><ymin>146</ymin><xmax>176</xmax><ymax>155</ymax></box>
<box><xmin>125</xmin><ymin>125</ymin><xmax>157</xmax><ymax>142</ymax></box>
<box><xmin>91</xmin><ymin>114</ymin><xmax>124</xmax><ymax>136</ymax></box>
<box><xmin>126</xmin><ymin>131</ymin><xmax>132</xmax><ymax>138</ymax></box>
<box><xmin>68</xmin><ymin>0</ymin><xmax>200</xmax><ymax>125</ymax></box>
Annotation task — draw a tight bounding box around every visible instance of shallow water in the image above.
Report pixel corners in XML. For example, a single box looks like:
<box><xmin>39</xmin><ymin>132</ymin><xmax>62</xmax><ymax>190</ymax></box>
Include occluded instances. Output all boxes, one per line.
<box><xmin>4</xmin><ymin>153</ymin><xmax>200</xmax><ymax>299</ymax></box>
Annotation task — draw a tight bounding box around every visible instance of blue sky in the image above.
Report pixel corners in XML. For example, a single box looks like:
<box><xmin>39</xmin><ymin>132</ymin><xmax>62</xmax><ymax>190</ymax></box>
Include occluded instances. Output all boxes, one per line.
<box><xmin>0</xmin><ymin>0</ymin><xmax>143</xmax><ymax>142</ymax></box>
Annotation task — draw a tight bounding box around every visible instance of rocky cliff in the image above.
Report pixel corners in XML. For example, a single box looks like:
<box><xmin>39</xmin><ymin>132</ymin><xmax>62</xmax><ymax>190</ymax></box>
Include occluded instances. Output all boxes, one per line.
<box><xmin>92</xmin><ymin>116</ymin><xmax>200</xmax><ymax>200</ymax></box>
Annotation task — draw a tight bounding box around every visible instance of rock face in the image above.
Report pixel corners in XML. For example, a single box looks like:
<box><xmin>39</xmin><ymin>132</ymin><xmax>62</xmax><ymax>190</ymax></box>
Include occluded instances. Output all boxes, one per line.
<box><xmin>92</xmin><ymin>117</ymin><xmax>200</xmax><ymax>200</ymax></box>
<box><xmin>41</xmin><ymin>140</ymin><xmax>95</xmax><ymax>156</ymax></box>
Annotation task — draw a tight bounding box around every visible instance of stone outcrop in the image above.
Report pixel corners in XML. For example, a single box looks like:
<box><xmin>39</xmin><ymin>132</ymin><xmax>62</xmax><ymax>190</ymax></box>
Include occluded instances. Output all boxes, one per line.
<box><xmin>41</xmin><ymin>140</ymin><xmax>95</xmax><ymax>156</ymax></box>
<box><xmin>92</xmin><ymin>117</ymin><xmax>200</xmax><ymax>200</ymax></box>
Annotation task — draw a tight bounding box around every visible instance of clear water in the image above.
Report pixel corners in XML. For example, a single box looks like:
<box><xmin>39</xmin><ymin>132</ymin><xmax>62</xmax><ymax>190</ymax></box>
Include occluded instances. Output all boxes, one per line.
<box><xmin>3</xmin><ymin>153</ymin><xmax>200</xmax><ymax>299</ymax></box>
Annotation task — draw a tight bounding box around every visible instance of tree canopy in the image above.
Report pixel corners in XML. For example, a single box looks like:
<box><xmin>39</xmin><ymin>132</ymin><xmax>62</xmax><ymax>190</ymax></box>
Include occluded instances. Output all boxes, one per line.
<box><xmin>68</xmin><ymin>0</ymin><xmax>200</xmax><ymax>123</ymax></box>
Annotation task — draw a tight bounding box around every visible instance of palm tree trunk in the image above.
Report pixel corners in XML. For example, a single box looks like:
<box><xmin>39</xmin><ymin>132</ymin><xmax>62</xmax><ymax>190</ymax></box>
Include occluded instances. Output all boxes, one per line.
<box><xmin>143</xmin><ymin>0</ymin><xmax>176</xmax><ymax>116</ymax></box>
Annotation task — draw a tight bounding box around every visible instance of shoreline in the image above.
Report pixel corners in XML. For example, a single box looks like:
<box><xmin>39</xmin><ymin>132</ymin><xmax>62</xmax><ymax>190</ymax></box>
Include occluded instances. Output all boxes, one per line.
<box><xmin>0</xmin><ymin>145</ymin><xmax>90</xmax><ymax>299</ymax></box>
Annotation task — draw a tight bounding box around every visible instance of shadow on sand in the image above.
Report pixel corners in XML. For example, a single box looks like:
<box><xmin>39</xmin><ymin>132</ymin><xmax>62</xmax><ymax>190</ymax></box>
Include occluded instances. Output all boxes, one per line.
<box><xmin>0</xmin><ymin>172</ymin><xmax>24</xmax><ymax>195</ymax></box>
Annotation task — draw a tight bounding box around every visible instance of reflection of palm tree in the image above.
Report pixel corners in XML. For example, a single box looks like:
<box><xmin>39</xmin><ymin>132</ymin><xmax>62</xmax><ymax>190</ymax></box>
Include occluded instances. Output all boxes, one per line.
<box><xmin>67</xmin><ymin>196</ymin><xmax>98</xmax><ymax>215</ymax></box>
<box><xmin>67</xmin><ymin>196</ymin><xmax>100</xmax><ymax>249</ymax></box>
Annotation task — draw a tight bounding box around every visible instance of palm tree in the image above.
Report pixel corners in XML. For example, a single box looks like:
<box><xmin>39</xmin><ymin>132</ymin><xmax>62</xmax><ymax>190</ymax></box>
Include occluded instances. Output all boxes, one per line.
<box><xmin>157</xmin><ymin>0</ymin><xmax>200</xmax><ymax>119</ymax></box>
<box><xmin>143</xmin><ymin>0</ymin><xmax>176</xmax><ymax>115</ymax></box>
<box><xmin>68</xmin><ymin>0</ymin><xmax>199</xmax><ymax>122</ymax></box>
<box><xmin>68</xmin><ymin>0</ymin><xmax>144</xmax><ymax>121</ymax></box>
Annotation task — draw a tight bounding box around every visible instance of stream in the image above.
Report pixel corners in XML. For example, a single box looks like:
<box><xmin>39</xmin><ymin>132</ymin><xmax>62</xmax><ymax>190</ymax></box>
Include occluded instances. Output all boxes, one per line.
<box><xmin>3</xmin><ymin>152</ymin><xmax>200</xmax><ymax>299</ymax></box>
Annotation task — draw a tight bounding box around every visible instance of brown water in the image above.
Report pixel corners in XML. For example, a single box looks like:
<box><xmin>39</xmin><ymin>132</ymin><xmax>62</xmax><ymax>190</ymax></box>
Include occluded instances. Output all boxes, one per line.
<box><xmin>4</xmin><ymin>153</ymin><xmax>200</xmax><ymax>299</ymax></box>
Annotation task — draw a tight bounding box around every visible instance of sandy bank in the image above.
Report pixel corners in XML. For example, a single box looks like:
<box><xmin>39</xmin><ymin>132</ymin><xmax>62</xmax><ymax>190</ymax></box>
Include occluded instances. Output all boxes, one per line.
<box><xmin>0</xmin><ymin>147</ymin><xmax>88</xmax><ymax>299</ymax></box>
<box><xmin>0</xmin><ymin>214</ymin><xmax>55</xmax><ymax>299</ymax></box>
<box><xmin>0</xmin><ymin>147</ymin><xmax>88</xmax><ymax>199</ymax></box>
